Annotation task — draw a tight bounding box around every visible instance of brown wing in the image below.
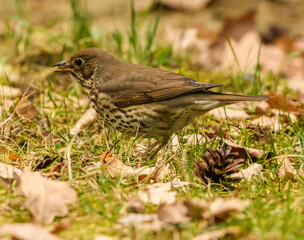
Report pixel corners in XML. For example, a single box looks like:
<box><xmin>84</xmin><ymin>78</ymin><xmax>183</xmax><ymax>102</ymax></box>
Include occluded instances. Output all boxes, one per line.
<box><xmin>98</xmin><ymin>65</ymin><xmax>222</xmax><ymax>107</ymax></box>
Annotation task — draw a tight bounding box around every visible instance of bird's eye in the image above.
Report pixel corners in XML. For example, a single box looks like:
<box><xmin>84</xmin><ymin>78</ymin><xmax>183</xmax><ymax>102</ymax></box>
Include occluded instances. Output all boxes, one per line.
<box><xmin>75</xmin><ymin>58</ymin><xmax>83</xmax><ymax>66</ymax></box>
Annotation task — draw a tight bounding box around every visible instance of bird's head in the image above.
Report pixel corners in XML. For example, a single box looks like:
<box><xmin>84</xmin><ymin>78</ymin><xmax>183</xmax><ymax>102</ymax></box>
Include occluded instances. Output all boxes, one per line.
<box><xmin>53</xmin><ymin>48</ymin><xmax>119</xmax><ymax>89</ymax></box>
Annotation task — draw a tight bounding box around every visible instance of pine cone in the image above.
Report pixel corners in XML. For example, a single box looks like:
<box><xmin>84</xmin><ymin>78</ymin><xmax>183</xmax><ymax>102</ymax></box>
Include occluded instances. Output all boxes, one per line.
<box><xmin>195</xmin><ymin>147</ymin><xmax>244</xmax><ymax>184</ymax></box>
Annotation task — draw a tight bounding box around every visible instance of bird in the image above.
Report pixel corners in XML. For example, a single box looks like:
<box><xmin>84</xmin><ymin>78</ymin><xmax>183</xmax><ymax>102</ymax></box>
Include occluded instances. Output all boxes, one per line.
<box><xmin>53</xmin><ymin>48</ymin><xmax>266</xmax><ymax>158</ymax></box>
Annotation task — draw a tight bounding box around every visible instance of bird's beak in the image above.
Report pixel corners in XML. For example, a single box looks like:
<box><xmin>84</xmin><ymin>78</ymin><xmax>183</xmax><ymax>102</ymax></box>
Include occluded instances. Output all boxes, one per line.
<box><xmin>53</xmin><ymin>60</ymin><xmax>72</xmax><ymax>72</ymax></box>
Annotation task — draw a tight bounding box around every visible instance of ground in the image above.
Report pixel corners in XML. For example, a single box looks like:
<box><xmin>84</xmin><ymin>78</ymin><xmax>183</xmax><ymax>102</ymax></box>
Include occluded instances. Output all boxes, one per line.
<box><xmin>0</xmin><ymin>0</ymin><xmax>304</xmax><ymax>239</ymax></box>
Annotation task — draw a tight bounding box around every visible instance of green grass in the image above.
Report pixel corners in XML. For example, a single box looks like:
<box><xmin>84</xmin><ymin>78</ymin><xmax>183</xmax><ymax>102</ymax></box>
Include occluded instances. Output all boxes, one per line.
<box><xmin>0</xmin><ymin>1</ymin><xmax>304</xmax><ymax>240</ymax></box>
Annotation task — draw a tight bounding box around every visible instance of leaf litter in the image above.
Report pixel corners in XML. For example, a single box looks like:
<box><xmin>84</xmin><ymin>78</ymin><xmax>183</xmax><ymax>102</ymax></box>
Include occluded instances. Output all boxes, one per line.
<box><xmin>15</xmin><ymin>171</ymin><xmax>77</xmax><ymax>224</ymax></box>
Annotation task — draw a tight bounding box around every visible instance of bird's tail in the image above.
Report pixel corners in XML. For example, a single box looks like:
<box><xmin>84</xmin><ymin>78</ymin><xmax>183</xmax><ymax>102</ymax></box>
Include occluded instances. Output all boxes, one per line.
<box><xmin>206</xmin><ymin>92</ymin><xmax>269</xmax><ymax>103</ymax></box>
<box><xmin>191</xmin><ymin>92</ymin><xmax>269</xmax><ymax>112</ymax></box>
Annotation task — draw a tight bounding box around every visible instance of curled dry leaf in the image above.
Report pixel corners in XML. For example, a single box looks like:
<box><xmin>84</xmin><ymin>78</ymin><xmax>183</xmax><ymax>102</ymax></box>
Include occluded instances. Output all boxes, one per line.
<box><xmin>16</xmin><ymin>172</ymin><xmax>77</xmax><ymax>224</ymax></box>
<box><xmin>95</xmin><ymin>235</ymin><xmax>116</xmax><ymax>240</ymax></box>
<box><xmin>223</xmin><ymin>139</ymin><xmax>267</xmax><ymax>160</ymax></box>
<box><xmin>138</xmin><ymin>182</ymin><xmax>177</xmax><ymax>205</ymax></box>
<box><xmin>16</xmin><ymin>97</ymin><xmax>38</xmax><ymax>120</ymax></box>
<box><xmin>229</xmin><ymin>163</ymin><xmax>263</xmax><ymax>181</ymax></box>
<box><xmin>192</xmin><ymin>227</ymin><xmax>240</xmax><ymax>240</ymax></box>
<box><xmin>251</xmin><ymin>115</ymin><xmax>281</xmax><ymax>132</ymax></box>
<box><xmin>0</xmin><ymin>147</ymin><xmax>23</xmax><ymax>161</ymax></box>
<box><xmin>208</xmin><ymin>107</ymin><xmax>250</xmax><ymax>120</ymax></box>
<box><xmin>157</xmin><ymin>201</ymin><xmax>190</xmax><ymax>224</ymax></box>
<box><xmin>0</xmin><ymin>162</ymin><xmax>22</xmax><ymax>180</ymax></box>
<box><xmin>70</xmin><ymin>107</ymin><xmax>97</xmax><ymax>135</ymax></box>
<box><xmin>0</xmin><ymin>162</ymin><xmax>22</xmax><ymax>188</ymax></box>
<box><xmin>34</xmin><ymin>155</ymin><xmax>62</xmax><ymax>171</ymax></box>
<box><xmin>100</xmin><ymin>151</ymin><xmax>134</xmax><ymax>178</ymax></box>
<box><xmin>125</xmin><ymin>195</ymin><xmax>146</xmax><ymax>213</ymax></box>
<box><xmin>0</xmin><ymin>85</ymin><xmax>20</xmax><ymax>98</ymax></box>
<box><xmin>277</xmin><ymin>156</ymin><xmax>297</xmax><ymax>179</ymax></box>
<box><xmin>100</xmin><ymin>151</ymin><xmax>171</xmax><ymax>182</ymax></box>
<box><xmin>204</xmin><ymin>198</ymin><xmax>250</xmax><ymax>223</ymax></box>
<box><xmin>157</xmin><ymin>0</ymin><xmax>211</xmax><ymax>12</ymax></box>
<box><xmin>255</xmin><ymin>101</ymin><xmax>273</xmax><ymax>116</ymax></box>
<box><xmin>267</xmin><ymin>92</ymin><xmax>303</xmax><ymax>113</ymax></box>
<box><xmin>0</xmin><ymin>223</ymin><xmax>62</xmax><ymax>240</ymax></box>
<box><xmin>119</xmin><ymin>213</ymin><xmax>158</xmax><ymax>225</ymax></box>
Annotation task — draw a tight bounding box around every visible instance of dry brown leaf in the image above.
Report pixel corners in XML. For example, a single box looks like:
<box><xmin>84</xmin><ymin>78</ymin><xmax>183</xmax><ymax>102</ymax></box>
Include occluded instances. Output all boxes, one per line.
<box><xmin>0</xmin><ymin>162</ymin><xmax>22</xmax><ymax>180</ymax></box>
<box><xmin>251</xmin><ymin>115</ymin><xmax>281</xmax><ymax>131</ymax></box>
<box><xmin>0</xmin><ymin>85</ymin><xmax>20</xmax><ymax>98</ymax></box>
<box><xmin>229</xmin><ymin>163</ymin><xmax>263</xmax><ymax>181</ymax></box>
<box><xmin>95</xmin><ymin>235</ymin><xmax>116</xmax><ymax>240</ymax></box>
<box><xmin>204</xmin><ymin>198</ymin><xmax>250</xmax><ymax>223</ymax></box>
<box><xmin>100</xmin><ymin>151</ymin><xmax>134</xmax><ymax>178</ymax></box>
<box><xmin>136</xmin><ymin>220</ymin><xmax>167</xmax><ymax>231</ymax></box>
<box><xmin>287</xmin><ymin>78</ymin><xmax>304</xmax><ymax>94</ymax></box>
<box><xmin>119</xmin><ymin>213</ymin><xmax>158</xmax><ymax>225</ymax></box>
<box><xmin>221</xmin><ymin>31</ymin><xmax>262</xmax><ymax>72</ymax></box>
<box><xmin>267</xmin><ymin>92</ymin><xmax>303</xmax><ymax>113</ymax></box>
<box><xmin>208</xmin><ymin>106</ymin><xmax>250</xmax><ymax>120</ymax></box>
<box><xmin>223</xmin><ymin>139</ymin><xmax>265</xmax><ymax>160</ymax></box>
<box><xmin>16</xmin><ymin>172</ymin><xmax>77</xmax><ymax>224</ymax></box>
<box><xmin>277</xmin><ymin>156</ymin><xmax>297</xmax><ymax>179</ymax></box>
<box><xmin>0</xmin><ymin>147</ymin><xmax>23</xmax><ymax>161</ymax></box>
<box><xmin>157</xmin><ymin>201</ymin><xmax>190</xmax><ymax>224</ymax></box>
<box><xmin>192</xmin><ymin>227</ymin><xmax>240</xmax><ymax>240</ymax></box>
<box><xmin>125</xmin><ymin>195</ymin><xmax>145</xmax><ymax>213</ymax></box>
<box><xmin>16</xmin><ymin>97</ymin><xmax>38</xmax><ymax>120</ymax></box>
<box><xmin>70</xmin><ymin>107</ymin><xmax>97</xmax><ymax>135</ymax></box>
<box><xmin>100</xmin><ymin>151</ymin><xmax>170</xmax><ymax>182</ymax></box>
<box><xmin>255</xmin><ymin>101</ymin><xmax>273</xmax><ymax>116</ymax></box>
<box><xmin>219</xmin><ymin>9</ymin><xmax>257</xmax><ymax>42</ymax></box>
<box><xmin>43</xmin><ymin>162</ymin><xmax>66</xmax><ymax>178</ymax></box>
<box><xmin>138</xmin><ymin>182</ymin><xmax>177</xmax><ymax>205</ymax></box>
<box><xmin>0</xmin><ymin>223</ymin><xmax>62</xmax><ymax>240</ymax></box>
<box><xmin>134</xmin><ymin>0</ymin><xmax>154</xmax><ymax>12</ymax></box>
<box><xmin>157</xmin><ymin>0</ymin><xmax>211</xmax><ymax>12</ymax></box>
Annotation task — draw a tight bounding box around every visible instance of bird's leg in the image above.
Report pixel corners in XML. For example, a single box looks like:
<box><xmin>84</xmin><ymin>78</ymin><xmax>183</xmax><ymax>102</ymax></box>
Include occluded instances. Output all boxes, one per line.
<box><xmin>141</xmin><ymin>137</ymin><xmax>170</xmax><ymax>160</ymax></box>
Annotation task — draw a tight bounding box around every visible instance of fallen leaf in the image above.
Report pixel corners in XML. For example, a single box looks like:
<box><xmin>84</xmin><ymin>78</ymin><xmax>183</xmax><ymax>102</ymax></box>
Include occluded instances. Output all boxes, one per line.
<box><xmin>95</xmin><ymin>235</ymin><xmax>116</xmax><ymax>240</ymax></box>
<box><xmin>119</xmin><ymin>213</ymin><xmax>158</xmax><ymax>225</ymax></box>
<box><xmin>229</xmin><ymin>163</ymin><xmax>263</xmax><ymax>181</ymax></box>
<box><xmin>100</xmin><ymin>151</ymin><xmax>170</xmax><ymax>182</ymax></box>
<box><xmin>0</xmin><ymin>85</ymin><xmax>20</xmax><ymax>98</ymax></box>
<box><xmin>267</xmin><ymin>92</ymin><xmax>303</xmax><ymax>113</ymax></box>
<box><xmin>138</xmin><ymin>182</ymin><xmax>177</xmax><ymax>205</ymax></box>
<box><xmin>157</xmin><ymin>201</ymin><xmax>190</xmax><ymax>224</ymax></box>
<box><xmin>125</xmin><ymin>195</ymin><xmax>145</xmax><ymax>213</ymax></box>
<box><xmin>219</xmin><ymin>9</ymin><xmax>257</xmax><ymax>42</ymax></box>
<box><xmin>223</xmin><ymin>139</ymin><xmax>266</xmax><ymax>160</ymax></box>
<box><xmin>34</xmin><ymin>155</ymin><xmax>62</xmax><ymax>171</ymax></box>
<box><xmin>0</xmin><ymin>162</ymin><xmax>22</xmax><ymax>180</ymax></box>
<box><xmin>70</xmin><ymin>107</ymin><xmax>97</xmax><ymax>135</ymax></box>
<box><xmin>204</xmin><ymin>198</ymin><xmax>250</xmax><ymax>223</ymax></box>
<box><xmin>0</xmin><ymin>147</ymin><xmax>23</xmax><ymax>161</ymax></box>
<box><xmin>16</xmin><ymin>171</ymin><xmax>77</xmax><ymax>224</ymax></box>
<box><xmin>0</xmin><ymin>223</ymin><xmax>62</xmax><ymax>240</ymax></box>
<box><xmin>250</xmin><ymin>115</ymin><xmax>281</xmax><ymax>131</ymax></box>
<box><xmin>255</xmin><ymin>101</ymin><xmax>273</xmax><ymax>116</ymax></box>
<box><xmin>100</xmin><ymin>151</ymin><xmax>134</xmax><ymax>178</ymax></box>
<box><xmin>277</xmin><ymin>155</ymin><xmax>297</xmax><ymax>179</ymax></box>
<box><xmin>16</xmin><ymin>97</ymin><xmax>38</xmax><ymax>120</ymax></box>
<box><xmin>157</xmin><ymin>0</ymin><xmax>211</xmax><ymax>12</ymax></box>
<box><xmin>208</xmin><ymin>107</ymin><xmax>250</xmax><ymax>120</ymax></box>
<box><xmin>192</xmin><ymin>227</ymin><xmax>240</xmax><ymax>240</ymax></box>
<box><xmin>134</xmin><ymin>0</ymin><xmax>154</xmax><ymax>12</ymax></box>
<box><xmin>136</xmin><ymin>220</ymin><xmax>166</xmax><ymax>231</ymax></box>
<box><xmin>287</xmin><ymin>77</ymin><xmax>304</xmax><ymax>94</ymax></box>
<box><xmin>43</xmin><ymin>162</ymin><xmax>66</xmax><ymax>178</ymax></box>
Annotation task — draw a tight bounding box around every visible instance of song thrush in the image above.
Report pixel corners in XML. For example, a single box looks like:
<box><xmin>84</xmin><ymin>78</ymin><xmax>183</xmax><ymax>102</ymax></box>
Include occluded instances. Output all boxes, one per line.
<box><xmin>53</xmin><ymin>48</ymin><xmax>265</xmax><ymax>158</ymax></box>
